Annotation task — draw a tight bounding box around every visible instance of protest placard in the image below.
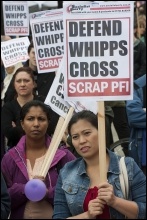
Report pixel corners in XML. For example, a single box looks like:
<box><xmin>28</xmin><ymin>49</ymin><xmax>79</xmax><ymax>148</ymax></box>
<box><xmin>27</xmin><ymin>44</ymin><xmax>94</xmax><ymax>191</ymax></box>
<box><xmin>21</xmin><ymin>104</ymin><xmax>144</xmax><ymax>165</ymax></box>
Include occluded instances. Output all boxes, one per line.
<box><xmin>44</xmin><ymin>59</ymin><xmax>70</xmax><ymax>118</ymax></box>
<box><xmin>63</xmin><ymin>1</ymin><xmax>134</xmax><ymax>183</ymax></box>
<box><xmin>63</xmin><ymin>1</ymin><xmax>134</xmax><ymax>101</ymax></box>
<box><xmin>3</xmin><ymin>1</ymin><xmax>29</xmax><ymax>36</ymax></box>
<box><xmin>30</xmin><ymin>9</ymin><xmax>64</xmax><ymax>73</ymax></box>
<box><xmin>1</xmin><ymin>37</ymin><xmax>30</xmax><ymax>67</ymax></box>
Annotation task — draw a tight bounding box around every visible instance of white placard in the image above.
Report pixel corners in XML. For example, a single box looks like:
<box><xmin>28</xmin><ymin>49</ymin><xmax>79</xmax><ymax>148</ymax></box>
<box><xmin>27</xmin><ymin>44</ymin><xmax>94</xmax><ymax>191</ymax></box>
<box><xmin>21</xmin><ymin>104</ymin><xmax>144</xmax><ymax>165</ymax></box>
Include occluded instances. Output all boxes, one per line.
<box><xmin>3</xmin><ymin>1</ymin><xmax>29</xmax><ymax>36</ymax></box>
<box><xmin>1</xmin><ymin>37</ymin><xmax>30</xmax><ymax>68</ymax></box>
<box><xmin>44</xmin><ymin>59</ymin><xmax>70</xmax><ymax>118</ymax></box>
<box><xmin>30</xmin><ymin>9</ymin><xmax>64</xmax><ymax>73</ymax></box>
<box><xmin>63</xmin><ymin>1</ymin><xmax>134</xmax><ymax>101</ymax></box>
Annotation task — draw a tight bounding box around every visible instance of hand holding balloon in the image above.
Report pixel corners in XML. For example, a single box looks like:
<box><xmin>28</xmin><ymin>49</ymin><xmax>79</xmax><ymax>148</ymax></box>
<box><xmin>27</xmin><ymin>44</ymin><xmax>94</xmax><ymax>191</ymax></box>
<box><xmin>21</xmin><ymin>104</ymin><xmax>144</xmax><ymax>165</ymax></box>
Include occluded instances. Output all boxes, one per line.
<box><xmin>24</xmin><ymin>179</ymin><xmax>46</xmax><ymax>202</ymax></box>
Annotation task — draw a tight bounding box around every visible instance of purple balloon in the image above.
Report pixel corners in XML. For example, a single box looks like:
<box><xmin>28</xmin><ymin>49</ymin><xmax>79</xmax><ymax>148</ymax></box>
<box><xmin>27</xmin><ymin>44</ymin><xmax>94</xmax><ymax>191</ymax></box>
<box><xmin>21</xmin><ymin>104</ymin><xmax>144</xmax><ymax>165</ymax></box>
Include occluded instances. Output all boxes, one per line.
<box><xmin>24</xmin><ymin>179</ymin><xmax>46</xmax><ymax>202</ymax></box>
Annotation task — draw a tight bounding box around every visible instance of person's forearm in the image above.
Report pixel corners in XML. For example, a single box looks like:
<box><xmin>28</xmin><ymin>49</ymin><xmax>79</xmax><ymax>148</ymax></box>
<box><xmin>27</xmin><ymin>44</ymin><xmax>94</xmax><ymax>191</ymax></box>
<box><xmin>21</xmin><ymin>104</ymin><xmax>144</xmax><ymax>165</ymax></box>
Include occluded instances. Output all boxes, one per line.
<box><xmin>111</xmin><ymin>196</ymin><xmax>138</xmax><ymax>219</ymax></box>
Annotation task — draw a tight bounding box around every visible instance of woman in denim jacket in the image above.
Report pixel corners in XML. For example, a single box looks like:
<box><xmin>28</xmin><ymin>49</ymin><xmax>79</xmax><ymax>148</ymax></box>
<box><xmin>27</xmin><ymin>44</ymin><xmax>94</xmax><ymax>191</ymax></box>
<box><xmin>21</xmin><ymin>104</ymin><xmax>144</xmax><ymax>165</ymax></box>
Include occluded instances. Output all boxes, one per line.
<box><xmin>53</xmin><ymin>110</ymin><xmax>146</xmax><ymax>219</ymax></box>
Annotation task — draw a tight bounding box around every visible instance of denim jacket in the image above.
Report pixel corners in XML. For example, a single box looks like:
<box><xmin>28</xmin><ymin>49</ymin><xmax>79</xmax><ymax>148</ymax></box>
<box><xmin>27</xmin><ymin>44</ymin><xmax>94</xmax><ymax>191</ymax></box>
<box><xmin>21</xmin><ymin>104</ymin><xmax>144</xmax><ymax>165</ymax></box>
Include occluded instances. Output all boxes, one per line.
<box><xmin>53</xmin><ymin>149</ymin><xmax>146</xmax><ymax>219</ymax></box>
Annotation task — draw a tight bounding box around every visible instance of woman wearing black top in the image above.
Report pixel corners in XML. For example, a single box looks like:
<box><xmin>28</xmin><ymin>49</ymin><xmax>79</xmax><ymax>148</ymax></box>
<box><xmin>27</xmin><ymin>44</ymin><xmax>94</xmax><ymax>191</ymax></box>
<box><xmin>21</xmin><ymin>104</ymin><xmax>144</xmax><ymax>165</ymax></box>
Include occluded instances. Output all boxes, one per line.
<box><xmin>1</xmin><ymin>66</ymin><xmax>44</xmax><ymax>152</ymax></box>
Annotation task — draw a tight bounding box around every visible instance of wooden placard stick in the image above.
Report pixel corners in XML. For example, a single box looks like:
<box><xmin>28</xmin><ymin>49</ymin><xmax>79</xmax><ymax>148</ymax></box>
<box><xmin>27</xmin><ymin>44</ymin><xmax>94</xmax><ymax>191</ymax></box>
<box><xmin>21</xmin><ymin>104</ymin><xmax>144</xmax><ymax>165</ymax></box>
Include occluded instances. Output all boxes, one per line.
<box><xmin>136</xmin><ymin>7</ymin><xmax>140</xmax><ymax>38</ymax></box>
<box><xmin>40</xmin><ymin>107</ymin><xmax>74</xmax><ymax>177</ymax></box>
<box><xmin>39</xmin><ymin>116</ymin><xmax>65</xmax><ymax>176</ymax></box>
<box><xmin>97</xmin><ymin>101</ymin><xmax>107</xmax><ymax>182</ymax></box>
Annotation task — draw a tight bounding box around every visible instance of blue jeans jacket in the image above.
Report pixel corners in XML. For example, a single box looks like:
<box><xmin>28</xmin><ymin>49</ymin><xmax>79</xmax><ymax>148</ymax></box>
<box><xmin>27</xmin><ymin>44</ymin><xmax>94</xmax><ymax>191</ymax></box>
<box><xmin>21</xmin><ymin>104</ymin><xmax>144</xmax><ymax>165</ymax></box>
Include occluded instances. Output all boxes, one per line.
<box><xmin>53</xmin><ymin>149</ymin><xmax>146</xmax><ymax>219</ymax></box>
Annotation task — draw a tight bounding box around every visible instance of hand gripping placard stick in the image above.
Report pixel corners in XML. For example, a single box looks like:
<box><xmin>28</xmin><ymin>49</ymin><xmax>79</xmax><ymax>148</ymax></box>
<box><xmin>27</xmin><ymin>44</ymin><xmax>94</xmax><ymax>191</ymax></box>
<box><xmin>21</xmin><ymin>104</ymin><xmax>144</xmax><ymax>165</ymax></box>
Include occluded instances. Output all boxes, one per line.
<box><xmin>97</xmin><ymin>101</ymin><xmax>107</xmax><ymax>182</ymax></box>
<box><xmin>39</xmin><ymin>107</ymin><xmax>74</xmax><ymax>178</ymax></box>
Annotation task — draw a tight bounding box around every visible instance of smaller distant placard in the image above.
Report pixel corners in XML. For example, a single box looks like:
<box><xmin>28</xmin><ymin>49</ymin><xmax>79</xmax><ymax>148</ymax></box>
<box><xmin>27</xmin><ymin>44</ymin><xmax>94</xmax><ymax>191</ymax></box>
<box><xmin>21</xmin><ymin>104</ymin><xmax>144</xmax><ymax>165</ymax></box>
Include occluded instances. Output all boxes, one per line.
<box><xmin>3</xmin><ymin>1</ymin><xmax>29</xmax><ymax>36</ymax></box>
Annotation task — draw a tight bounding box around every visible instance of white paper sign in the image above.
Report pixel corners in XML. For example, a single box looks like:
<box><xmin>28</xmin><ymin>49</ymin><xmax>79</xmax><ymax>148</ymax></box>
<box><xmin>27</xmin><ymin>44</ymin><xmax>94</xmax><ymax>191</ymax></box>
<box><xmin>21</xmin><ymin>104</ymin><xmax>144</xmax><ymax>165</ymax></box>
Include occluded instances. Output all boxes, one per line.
<box><xmin>44</xmin><ymin>59</ymin><xmax>70</xmax><ymax>118</ymax></box>
<box><xmin>63</xmin><ymin>1</ymin><xmax>134</xmax><ymax>101</ymax></box>
<box><xmin>3</xmin><ymin>1</ymin><xmax>29</xmax><ymax>36</ymax></box>
<box><xmin>1</xmin><ymin>37</ymin><xmax>30</xmax><ymax>67</ymax></box>
<box><xmin>30</xmin><ymin>9</ymin><xmax>64</xmax><ymax>73</ymax></box>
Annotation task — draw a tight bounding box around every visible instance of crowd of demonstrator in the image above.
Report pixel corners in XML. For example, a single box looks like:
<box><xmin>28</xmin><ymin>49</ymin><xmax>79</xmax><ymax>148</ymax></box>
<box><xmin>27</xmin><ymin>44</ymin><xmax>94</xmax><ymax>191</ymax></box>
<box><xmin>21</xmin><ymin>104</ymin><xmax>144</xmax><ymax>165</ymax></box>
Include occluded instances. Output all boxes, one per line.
<box><xmin>1</xmin><ymin>6</ymin><xmax>146</xmax><ymax>220</ymax></box>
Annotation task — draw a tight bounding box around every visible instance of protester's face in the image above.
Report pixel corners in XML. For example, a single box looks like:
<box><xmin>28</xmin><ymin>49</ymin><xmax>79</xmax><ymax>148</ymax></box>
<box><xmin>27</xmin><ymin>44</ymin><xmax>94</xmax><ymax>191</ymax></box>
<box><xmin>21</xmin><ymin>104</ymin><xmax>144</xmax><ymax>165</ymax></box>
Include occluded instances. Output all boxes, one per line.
<box><xmin>138</xmin><ymin>26</ymin><xmax>145</xmax><ymax>35</ymax></box>
<box><xmin>70</xmin><ymin>119</ymin><xmax>99</xmax><ymax>158</ymax></box>
<box><xmin>21</xmin><ymin>106</ymin><xmax>49</xmax><ymax>139</ymax></box>
<box><xmin>14</xmin><ymin>71</ymin><xmax>35</xmax><ymax>96</ymax></box>
<box><xmin>28</xmin><ymin>48</ymin><xmax>36</xmax><ymax>67</ymax></box>
<box><xmin>6</xmin><ymin>65</ymin><xmax>15</xmax><ymax>74</ymax></box>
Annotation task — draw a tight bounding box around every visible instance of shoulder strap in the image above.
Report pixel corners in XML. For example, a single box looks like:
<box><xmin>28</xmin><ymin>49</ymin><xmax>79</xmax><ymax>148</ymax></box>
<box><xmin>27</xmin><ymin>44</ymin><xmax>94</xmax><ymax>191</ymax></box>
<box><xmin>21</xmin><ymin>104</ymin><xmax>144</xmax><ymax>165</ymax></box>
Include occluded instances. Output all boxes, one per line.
<box><xmin>119</xmin><ymin>157</ymin><xmax>129</xmax><ymax>199</ymax></box>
